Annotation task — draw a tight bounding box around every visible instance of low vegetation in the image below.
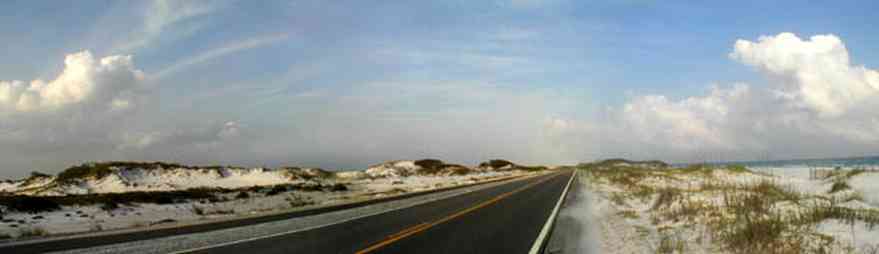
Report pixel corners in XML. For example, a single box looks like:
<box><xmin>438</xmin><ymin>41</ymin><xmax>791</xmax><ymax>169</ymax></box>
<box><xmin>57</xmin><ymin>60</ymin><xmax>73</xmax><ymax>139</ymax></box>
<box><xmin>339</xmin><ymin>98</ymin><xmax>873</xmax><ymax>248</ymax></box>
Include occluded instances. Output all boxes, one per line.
<box><xmin>578</xmin><ymin>159</ymin><xmax>879</xmax><ymax>254</ymax></box>
<box><xmin>55</xmin><ymin>162</ymin><xmax>186</xmax><ymax>184</ymax></box>
<box><xmin>17</xmin><ymin>226</ymin><xmax>48</xmax><ymax>238</ymax></box>
<box><xmin>0</xmin><ymin>181</ymin><xmax>348</xmax><ymax>214</ymax></box>
<box><xmin>479</xmin><ymin>159</ymin><xmax>515</xmax><ymax>169</ymax></box>
<box><xmin>477</xmin><ymin>159</ymin><xmax>548</xmax><ymax>172</ymax></box>
<box><xmin>413</xmin><ymin>159</ymin><xmax>475</xmax><ymax>175</ymax></box>
<box><xmin>0</xmin><ymin>196</ymin><xmax>62</xmax><ymax>213</ymax></box>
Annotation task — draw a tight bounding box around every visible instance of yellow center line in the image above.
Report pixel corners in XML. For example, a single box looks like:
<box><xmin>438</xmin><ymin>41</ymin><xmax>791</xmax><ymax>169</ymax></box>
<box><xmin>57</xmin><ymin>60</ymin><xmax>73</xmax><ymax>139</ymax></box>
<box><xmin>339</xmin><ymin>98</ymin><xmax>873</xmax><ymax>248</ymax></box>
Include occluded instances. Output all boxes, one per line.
<box><xmin>355</xmin><ymin>172</ymin><xmax>565</xmax><ymax>254</ymax></box>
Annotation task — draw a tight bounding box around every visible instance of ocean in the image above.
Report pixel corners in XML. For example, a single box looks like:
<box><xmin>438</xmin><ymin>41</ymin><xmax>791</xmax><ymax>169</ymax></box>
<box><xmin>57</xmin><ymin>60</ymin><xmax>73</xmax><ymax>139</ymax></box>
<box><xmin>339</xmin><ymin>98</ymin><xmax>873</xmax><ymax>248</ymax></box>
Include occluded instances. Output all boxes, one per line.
<box><xmin>714</xmin><ymin>156</ymin><xmax>879</xmax><ymax>169</ymax></box>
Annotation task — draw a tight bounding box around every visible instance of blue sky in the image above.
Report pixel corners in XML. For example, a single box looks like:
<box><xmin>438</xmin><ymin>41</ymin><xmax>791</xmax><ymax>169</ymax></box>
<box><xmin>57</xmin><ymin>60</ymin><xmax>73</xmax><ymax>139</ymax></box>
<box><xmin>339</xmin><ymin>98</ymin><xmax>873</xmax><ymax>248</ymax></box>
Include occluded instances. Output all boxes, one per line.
<box><xmin>1</xmin><ymin>0</ymin><xmax>879</xmax><ymax>177</ymax></box>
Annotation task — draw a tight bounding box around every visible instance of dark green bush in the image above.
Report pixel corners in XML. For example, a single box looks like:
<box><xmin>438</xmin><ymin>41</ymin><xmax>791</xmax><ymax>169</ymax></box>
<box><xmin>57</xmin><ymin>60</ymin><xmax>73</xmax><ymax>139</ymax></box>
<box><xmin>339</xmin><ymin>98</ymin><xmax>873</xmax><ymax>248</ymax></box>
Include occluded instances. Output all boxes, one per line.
<box><xmin>441</xmin><ymin>165</ymin><xmax>472</xmax><ymax>175</ymax></box>
<box><xmin>56</xmin><ymin>163</ymin><xmax>114</xmax><ymax>183</ymax></box>
<box><xmin>479</xmin><ymin>159</ymin><xmax>515</xmax><ymax>169</ymax></box>
<box><xmin>0</xmin><ymin>188</ymin><xmax>220</xmax><ymax>210</ymax></box>
<box><xmin>414</xmin><ymin>159</ymin><xmax>445</xmax><ymax>174</ymax></box>
<box><xmin>828</xmin><ymin>181</ymin><xmax>851</xmax><ymax>194</ymax></box>
<box><xmin>29</xmin><ymin>171</ymin><xmax>51</xmax><ymax>178</ymax></box>
<box><xmin>0</xmin><ymin>196</ymin><xmax>61</xmax><ymax>213</ymax></box>
<box><xmin>266</xmin><ymin>185</ymin><xmax>288</xmax><ymax>196</ymax></box>
<box><xmin>235</xmin><ymin>191</ymin><xmax>250</xmax><ymax>199</ymax></box>
<box><xmin>328</xmin><ymin>183</ymin><xmax>348</xmax><ymax>192</ymax></box>
<box><xmin>100</xmin><ymin>202</ymin><xmax>120</xmax><ymax>211</ymax></box>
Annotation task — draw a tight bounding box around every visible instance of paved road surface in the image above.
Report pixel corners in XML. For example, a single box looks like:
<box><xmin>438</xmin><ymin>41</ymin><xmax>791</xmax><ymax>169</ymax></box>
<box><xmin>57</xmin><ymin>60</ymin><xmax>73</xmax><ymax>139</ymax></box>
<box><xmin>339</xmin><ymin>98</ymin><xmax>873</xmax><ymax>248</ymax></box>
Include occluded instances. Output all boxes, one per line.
<box><xmin>188</xmin><ymin>171</ymin><xmax>573</xmax><ymax>254</ymax></box>
<box><xmin>1</xmin><ymin>171</ymin><xmax>574</xmax><ymax>254</ymax></box>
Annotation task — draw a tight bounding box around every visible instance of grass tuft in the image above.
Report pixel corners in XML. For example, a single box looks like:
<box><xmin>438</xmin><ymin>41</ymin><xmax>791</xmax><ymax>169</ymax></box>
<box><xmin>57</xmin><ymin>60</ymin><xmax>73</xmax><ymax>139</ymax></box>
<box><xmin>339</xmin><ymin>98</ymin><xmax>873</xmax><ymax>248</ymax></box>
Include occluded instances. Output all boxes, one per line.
<box><xmin>828</xmin><ymin>181</ymin><xmax>851</xmax><ymax>194</ymax></box>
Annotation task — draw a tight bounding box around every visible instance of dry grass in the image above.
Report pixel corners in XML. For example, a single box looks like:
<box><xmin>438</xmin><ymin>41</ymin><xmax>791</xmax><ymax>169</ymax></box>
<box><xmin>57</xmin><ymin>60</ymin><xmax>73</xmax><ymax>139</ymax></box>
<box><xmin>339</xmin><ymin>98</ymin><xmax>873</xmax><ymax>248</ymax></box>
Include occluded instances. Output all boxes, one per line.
<box><xmin>656</xmin><ymin>231</ymin><xmax>686</xmax><ymax>254</ymax></box>
<box><xmin>578</xmin><ymin>160</ymin><xmax>879</xmax><ymax>253</ymax></box>
<box><xmin>617</xmin><ymin>210</ymin><xmax>640</xmax><ymax>219</ymax></box>
<box><xmin>17</xmin><ymin>226</ymin><xmax>49</xmax><ymax>237</ymax></box>
<box><xmin>829</xmin><ymin>181</ymin><xmax>852</xmax><ymax>194</ymax></box>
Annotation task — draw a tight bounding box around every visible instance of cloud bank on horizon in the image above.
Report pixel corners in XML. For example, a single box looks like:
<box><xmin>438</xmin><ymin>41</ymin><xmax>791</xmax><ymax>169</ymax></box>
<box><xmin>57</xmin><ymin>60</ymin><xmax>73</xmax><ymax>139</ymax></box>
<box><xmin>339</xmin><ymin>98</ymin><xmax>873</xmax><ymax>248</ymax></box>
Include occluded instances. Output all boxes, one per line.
<box><xmin>548</xmin><ymin>33</ymin><xmax>879</xmax><ymax>162</ymax></box>
<box><xmin>1</xmin><ymin>0</ymin><xmax>878</xmax><ymax>178</ymax></box>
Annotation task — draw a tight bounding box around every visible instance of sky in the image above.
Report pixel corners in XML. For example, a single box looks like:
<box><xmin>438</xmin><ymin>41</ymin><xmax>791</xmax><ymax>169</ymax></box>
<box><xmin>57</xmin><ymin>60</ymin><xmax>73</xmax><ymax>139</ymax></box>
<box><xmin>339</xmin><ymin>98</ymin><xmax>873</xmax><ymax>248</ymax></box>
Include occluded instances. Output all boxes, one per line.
<box><xmin>1</xmin><ymin>0</ymin><xmax>879</xmax><ymax>178</ymax></box>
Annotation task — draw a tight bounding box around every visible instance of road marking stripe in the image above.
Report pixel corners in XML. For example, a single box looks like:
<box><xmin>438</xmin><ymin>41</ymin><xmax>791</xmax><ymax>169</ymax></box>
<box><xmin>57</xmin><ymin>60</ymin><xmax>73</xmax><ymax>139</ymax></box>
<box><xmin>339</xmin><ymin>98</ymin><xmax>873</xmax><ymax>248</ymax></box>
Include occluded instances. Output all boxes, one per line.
<box><xmin>384</xmin><ymin>223</ymin><xmax>429</xmax><ymax>240</ymax></box>
<box><xmin>167</xmin><ymin>174</ymin><xmax>545</xmax><ymax>254</ymax></box>
<box><xmin>355</xmin><ymin>172</ymin><xmax>563</xmax><ymax>254</ymax></box>
<box><xmin>528</xmin><ymin>170</ymin><xmax>577</xmax><ymax>254</ymax></box>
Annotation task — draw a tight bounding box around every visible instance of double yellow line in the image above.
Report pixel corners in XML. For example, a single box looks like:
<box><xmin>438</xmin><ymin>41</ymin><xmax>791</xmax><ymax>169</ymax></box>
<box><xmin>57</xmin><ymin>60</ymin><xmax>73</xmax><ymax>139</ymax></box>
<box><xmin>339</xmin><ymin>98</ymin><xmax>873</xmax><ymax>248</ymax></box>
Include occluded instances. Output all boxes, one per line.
<box><xmin>355</xmin><ymin>172</ymin><xmax>564</xmax><ymax>254</ymax></box>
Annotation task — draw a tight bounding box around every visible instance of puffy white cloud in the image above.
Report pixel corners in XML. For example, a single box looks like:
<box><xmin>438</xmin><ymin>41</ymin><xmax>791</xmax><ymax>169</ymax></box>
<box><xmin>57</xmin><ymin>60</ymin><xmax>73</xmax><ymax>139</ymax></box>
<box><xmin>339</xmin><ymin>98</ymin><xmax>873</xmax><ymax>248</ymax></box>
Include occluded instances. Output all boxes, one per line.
<box><xmin>730</xmin><ymin>33</ymin><xmax>879</xmax><ymax>117</ymax></box>
<box><xmin>0</xmin><ymin>51</ymin><xmax>145</xmax><ymax>114</ymax></box>
<box><xmin>578</xmin><ymin>32</ymin><xmax>879</xmax><ymax>162</ymax></box>
<box><xmin>0</xmin><ymin>51</ymin><xmax>244</xmax><ymax>177</ymax></box>
<box><xmin>621</xmin><ymin>84</ymin><xmax>751</xmax><ymax>151</ymax></box>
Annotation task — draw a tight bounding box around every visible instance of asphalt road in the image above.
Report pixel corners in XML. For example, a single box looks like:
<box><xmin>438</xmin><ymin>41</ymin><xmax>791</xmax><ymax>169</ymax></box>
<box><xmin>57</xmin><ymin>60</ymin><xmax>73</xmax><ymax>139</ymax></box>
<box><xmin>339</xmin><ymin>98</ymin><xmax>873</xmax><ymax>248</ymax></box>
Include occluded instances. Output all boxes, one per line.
<box><xmin>0</xmin><ymin>171</ymin><xmax>573</xmax><ymax>254</ymax></box>
<box><xmin>185</xmin><ymin>171</ymin><xmax>574</xmax><ymax>254</ymax></box>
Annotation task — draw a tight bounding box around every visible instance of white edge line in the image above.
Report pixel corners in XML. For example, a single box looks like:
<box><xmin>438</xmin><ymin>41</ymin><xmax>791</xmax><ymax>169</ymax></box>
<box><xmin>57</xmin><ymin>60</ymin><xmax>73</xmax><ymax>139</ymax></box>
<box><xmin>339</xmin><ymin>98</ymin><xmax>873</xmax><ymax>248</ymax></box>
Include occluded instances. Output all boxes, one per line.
<box><xmin>528</xmin><ymin>171</ymin><xmax>576</xmax><ymax>254</ymax></box>
<box><xmin>166</xmin><ymin>174</ymin><xmax>543</xmax><ymax>254</ymax></box>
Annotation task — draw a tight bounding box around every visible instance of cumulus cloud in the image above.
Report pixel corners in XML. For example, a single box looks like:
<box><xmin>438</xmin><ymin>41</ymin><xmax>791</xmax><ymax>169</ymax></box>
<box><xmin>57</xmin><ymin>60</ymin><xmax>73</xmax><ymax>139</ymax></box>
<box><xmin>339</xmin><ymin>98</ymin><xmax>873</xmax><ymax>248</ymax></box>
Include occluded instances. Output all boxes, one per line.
<box><xmin>5</xmin><ymin>31</ymin><xmax>879</xmax><ymax>178</ymax></box>
<box><xmin>621</xmin><ymin>84</ymin><xmax>752</xmax><ymax>151</ymax></box>
<box><xmin>0</xmin><ymin>51</ymin><xmax>145</xmax><ymax>113</ymax></box>
<box><xmin>561</xmin><ymin>32</ymin><xmax>879</xmax><ymax>162</ymax></box>
<box><xmin>0</xmin><ymin>51</ymin><xmax>243</xmax><ymax>177</ymax></box>
<box><xmin>730</xmin><ymin>33</ymin><xmax>879</xmax><ymax>117</ymax></box>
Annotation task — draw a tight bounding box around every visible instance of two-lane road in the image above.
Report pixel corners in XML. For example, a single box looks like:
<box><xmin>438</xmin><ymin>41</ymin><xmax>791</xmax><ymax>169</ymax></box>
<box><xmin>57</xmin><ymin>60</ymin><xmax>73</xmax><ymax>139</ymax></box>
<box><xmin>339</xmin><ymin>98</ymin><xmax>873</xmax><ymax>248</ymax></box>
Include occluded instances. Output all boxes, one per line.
<box><xmin>185</xmin><ymin>171</ymin><xmax>575</xmax><ymax>254</ymax></box>
<box><xmin>1</xmin><ymin>170</ymin><xmax>575</xmax><ymax>254</ymax></box>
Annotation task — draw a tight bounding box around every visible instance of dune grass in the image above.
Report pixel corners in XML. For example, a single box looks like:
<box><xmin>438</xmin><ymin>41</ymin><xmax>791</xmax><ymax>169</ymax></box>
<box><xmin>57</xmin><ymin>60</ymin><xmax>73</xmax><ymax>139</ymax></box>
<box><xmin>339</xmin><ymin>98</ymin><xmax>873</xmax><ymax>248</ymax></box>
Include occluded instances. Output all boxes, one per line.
<box><xmin>578</xmin><ymin>160</ymin><xmax>879</xmax><ymax>254</ymax></box>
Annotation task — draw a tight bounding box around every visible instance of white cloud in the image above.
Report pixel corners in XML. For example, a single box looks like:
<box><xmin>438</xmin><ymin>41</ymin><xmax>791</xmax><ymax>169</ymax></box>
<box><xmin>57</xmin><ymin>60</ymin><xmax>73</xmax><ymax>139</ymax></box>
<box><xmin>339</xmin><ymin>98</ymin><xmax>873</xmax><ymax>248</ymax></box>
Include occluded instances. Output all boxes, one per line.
<box><xmin>154</xmin><ymin>33</ymin><xmax>289</xmax><ymax>79</ymax></box>
<box><xmin>5</xmin><ymin>31</ymin><xmax>879</xmax><ymax>178</ymax></box>
<box><xmin>115</xmin><ymin>121</ymin><xmax>243</xmax><ymax>151</ymax></box>
<box><xmin>730</xmin><ymin>33</ymin><xmax>879</xmax><ymax>117</ymax></box>
<box><xmin>621</xmin><ymin>84</ymin><xmax>751</xmax><ymax>151</ymax></box>
<box><xmin>0</xmin><ymin>51</ymin><xmax>243</xmax><ymax>177</ymax></box>
<box><xmin>113</xmin><ymin>0</ymin><xmax>221</xmax><ymax>52</ymax></box>
<box><xmin>0</xmin><ymin>51</ymin><xmax>145</xmax><ymax>113</ymax></box>
<box><xmin>561</xmin><ymin>32</ymin><xmax>879</xmax><ymax>162</ymax></box>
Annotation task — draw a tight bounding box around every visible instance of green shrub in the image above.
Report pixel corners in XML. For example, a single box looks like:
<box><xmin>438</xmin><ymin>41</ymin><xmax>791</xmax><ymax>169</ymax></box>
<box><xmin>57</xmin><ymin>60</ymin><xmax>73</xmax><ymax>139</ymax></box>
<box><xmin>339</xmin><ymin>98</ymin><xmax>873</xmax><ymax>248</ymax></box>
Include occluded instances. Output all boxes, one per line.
<box><xmin>0</xmin><ymin>196</ymin><xmax>61</xmax><ymax>213</ymax></box>
<box><xmin>100</xmin><ymin>201</ymin><xmax>120</xmax><ymax>211</ymax></box>
<box><xmin>651</xmin><ymin>188</ymin><xmax>681</xmax><ymax>210</ymax></box>
<box><xmin>29</xmin><ymin>171</ymin><xmax>51</xmax><ymax>178</ymax></box>
<box><xmin>479</xmin><ymin>159</ymin><xmax>515</xmax><ymax>169</ymax></box>
<box><xmin>657</xmin><ymin>232</ymin><xmax>686</xmax><ymax>254</ymax></box>
<box><xmin>828</xmin><ymin>181</ymin><xmax>851</xmax><ymax>194</ymax></box>
<box><xmin>0</xmin><ymin>188</ymin><xmax>219</xmax><ymax>209</ymax></box>
<box><xmin>191</xmin><ymin>205</ymin><xmax>205</xmax><ymax>216</ymax></box>
<box><xmin>441</xmin><ymin>165</ymin><xmax>472</xmax><ymax>175</ymax></box>
<box><xmin>235</xmin><ymin>191</ymin><xmax>250</xmax><ymax>199</ymax></box>
<box><xmin>266</xmin><ymin>185</ymin><xmax>288</xmax><ymax>196</ymax></box>
<box><xmin>20</xmin><ymin>171</ymin><xmax>53</xmax><ymax>187</ymax></box>
<box><xmin>726</xmin><ymin>165</ymin><xmax>751</xmax><ymax>173</ymax></box>
<box><xmin>414</xmin><ymin>159</ymin><xmax>445</xmax><ymax>174</ymax></box>
<box><xmin>718</xmin><ymin>213</ymin><xmax>799</xmax><ymax>254</ymax></box>
<box><xmin>515</xmin><ymin>165</ymin><xmax>548</xmax><ymax>172</ymax></box>
<box><xmin>56</xmin><ymin>161</ymin><xmax>207</xmax><ymax>184</ymax></box>
<box><xmin>17</xmin><ymin>226</ymin><xmax>49</xmax><ymax>238</ymax></box>
<box><xmin>56</xmin><ymin>163</ymin><xmax>114</xmax><ymax>183</ymax></box>
<box><xmin>327</xmin><ymin>183</ymin><xmax>348</xmax><ymax>192</ymax></box>
<box><xmin>414</xmin><ymin>159</ymin><xmax>478</xmax><ymax>175</ymax></box>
